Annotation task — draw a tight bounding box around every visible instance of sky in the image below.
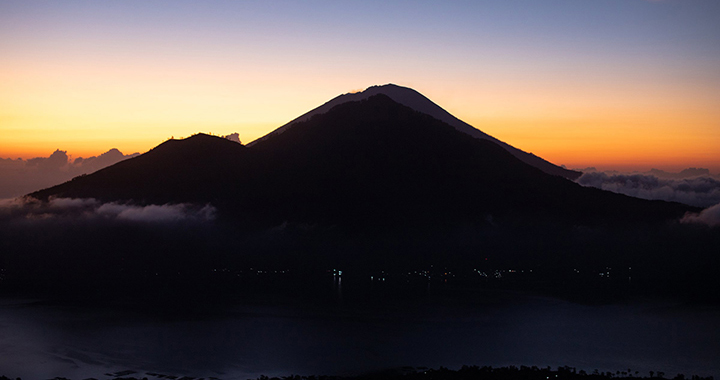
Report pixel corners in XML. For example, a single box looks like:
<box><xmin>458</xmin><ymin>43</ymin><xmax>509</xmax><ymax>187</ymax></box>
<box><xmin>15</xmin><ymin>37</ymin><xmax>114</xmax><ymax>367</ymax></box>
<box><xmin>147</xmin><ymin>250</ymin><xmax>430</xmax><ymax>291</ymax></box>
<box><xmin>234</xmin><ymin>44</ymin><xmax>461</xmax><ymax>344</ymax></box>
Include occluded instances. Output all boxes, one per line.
<box><xmin>1</xmin><ymin>0</ymin><xmax>719</xmax><ymax>173</ymax></box>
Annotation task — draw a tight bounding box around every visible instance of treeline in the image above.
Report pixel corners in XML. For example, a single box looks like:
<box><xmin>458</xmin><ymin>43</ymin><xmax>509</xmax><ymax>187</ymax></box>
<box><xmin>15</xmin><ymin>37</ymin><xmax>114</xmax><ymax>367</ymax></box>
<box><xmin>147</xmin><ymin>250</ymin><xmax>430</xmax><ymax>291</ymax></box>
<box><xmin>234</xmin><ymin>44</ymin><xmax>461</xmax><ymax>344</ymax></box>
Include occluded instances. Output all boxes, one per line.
<box><xmin>254</xmin><ymin>366</ymin><xmax>713</xmax><ymax>380</ymax></box>
<box><xmin>5</xmin><ymin>365</ymin><xmax>714</xmax><ymax>380</ymax></box>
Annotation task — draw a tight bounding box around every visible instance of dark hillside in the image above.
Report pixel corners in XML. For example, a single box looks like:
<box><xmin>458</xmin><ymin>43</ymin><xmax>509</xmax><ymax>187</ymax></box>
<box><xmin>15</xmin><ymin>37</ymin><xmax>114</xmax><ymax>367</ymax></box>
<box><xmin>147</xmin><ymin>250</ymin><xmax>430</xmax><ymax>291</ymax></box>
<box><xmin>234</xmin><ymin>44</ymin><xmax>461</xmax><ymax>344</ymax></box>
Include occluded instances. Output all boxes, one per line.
<box><xmin>31</xmin><ymin>134</ymin><xmax>250</xmax><ymax>206</ymax></box>
<box><xmin>31</xmin><ymin>95</ymin><xmax>693</xmax><ymax>230</ymax></box>
<box><xmin>16</xmin><ymin>95</ymin><xmax>713</xmax><ymax>301</ymax></box>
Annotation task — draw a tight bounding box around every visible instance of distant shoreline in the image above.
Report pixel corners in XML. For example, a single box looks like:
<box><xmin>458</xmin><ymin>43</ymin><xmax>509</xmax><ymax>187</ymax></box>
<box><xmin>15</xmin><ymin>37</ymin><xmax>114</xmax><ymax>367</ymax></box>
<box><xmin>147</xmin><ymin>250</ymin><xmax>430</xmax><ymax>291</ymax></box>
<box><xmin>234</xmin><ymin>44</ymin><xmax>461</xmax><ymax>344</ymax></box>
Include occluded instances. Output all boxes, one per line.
<box><xmin>2</xmin><ymin>365</ymin><xmax>714</xmax><ymax>380</ymax></box>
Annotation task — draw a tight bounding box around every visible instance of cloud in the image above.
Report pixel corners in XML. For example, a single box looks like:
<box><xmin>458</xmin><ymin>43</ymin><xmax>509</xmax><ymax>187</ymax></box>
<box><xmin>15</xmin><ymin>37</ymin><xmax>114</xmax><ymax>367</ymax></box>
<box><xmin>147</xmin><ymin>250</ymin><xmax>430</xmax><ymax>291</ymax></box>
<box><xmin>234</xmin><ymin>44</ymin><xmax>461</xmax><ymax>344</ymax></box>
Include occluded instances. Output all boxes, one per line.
<box><xmin>0</xmin><ymin>149</ymin><xmax>138</xmax><ymax>199</ymax></box>
<box><xmin>26</xmin><ymin>149</ymin><xmax>69</xmax><ymax>172</ymax></box>
<box><xmin>0</xmin><ymin>197</ymin><xmax>223</xmax><ymax>289</ymax></box>
<box><xmin>221</xmin><ymin>132</ymin><xmax>242</xmax><ymax>144</ymax></box>
<box><xmin>49</xmin><ymin>197</ymin><xmax>99</xmax><ymax>209</ymax></box>
<box><xmin>97</xmin><ymin>202</ymin><xmax>216</xmax><ymax>223</ymax></box>
<box><xmin>73</xmin><ymin>148</ymin><xmax>134</xmax><ymax>172</ymax></box>
<box><xmin>0</xmin><ymin>197</ymin><xmax>215</xmax><ymax>224</ymax></box>
<box><xmin>576</xmin><ymin>172</ymin><xmax>720</xmax><ymax>208</ymax></box>
<box><xmin>681</xmin><ymin>203</ymin><xmax>720</xmax><ymax>227</ymax></box>
<box><xmin>0</xmin><ymin>197</ymin><xmax>31</xmax><ymax>215</ymax></box>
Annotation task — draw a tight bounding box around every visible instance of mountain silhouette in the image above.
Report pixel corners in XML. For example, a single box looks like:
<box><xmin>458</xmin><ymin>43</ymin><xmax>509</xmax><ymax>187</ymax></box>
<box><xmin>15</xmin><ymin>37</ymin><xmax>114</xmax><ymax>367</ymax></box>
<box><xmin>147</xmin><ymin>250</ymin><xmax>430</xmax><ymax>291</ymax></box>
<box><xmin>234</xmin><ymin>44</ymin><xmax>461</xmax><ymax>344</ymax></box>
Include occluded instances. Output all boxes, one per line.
<box><xmin>30</xmin><ymin>93</ymin><xmax>692</xmax><ymax>231</ymax></box>
<box><xmin>18</xmin><ymin>92</ymin><xmax>719</xmax><ymax>301</ymax></box>
<box><xmin>32</xmin><ymin>133</ymin><xmax>250</xmax><ymax>205</ymax></box>
<box><xmin>250</xmin><ymin>84</ymin><xmax>581</xmax><ymax>180</ymax></box>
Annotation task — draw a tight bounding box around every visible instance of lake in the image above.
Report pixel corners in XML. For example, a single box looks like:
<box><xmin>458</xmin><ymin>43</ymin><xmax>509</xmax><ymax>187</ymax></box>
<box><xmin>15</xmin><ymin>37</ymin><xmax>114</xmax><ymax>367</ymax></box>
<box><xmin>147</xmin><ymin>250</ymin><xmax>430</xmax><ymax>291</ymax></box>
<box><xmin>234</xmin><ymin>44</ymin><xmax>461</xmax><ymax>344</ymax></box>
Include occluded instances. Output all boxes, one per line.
<box><xmin>1</xmin><ymin>286</ymin><xmax>719</xmax><ymax>380</ymax></box>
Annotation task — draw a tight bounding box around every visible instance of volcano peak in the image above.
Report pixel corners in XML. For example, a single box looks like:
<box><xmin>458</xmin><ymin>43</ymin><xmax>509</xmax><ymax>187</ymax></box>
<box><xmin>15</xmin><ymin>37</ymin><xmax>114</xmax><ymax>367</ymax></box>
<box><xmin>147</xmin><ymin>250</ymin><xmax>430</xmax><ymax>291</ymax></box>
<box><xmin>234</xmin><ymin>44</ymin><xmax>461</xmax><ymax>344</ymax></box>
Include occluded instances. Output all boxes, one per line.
<box><xmin>250</xmin><ymin>84</ymin><xmax>580</xmax><ymax>179</ymax></box>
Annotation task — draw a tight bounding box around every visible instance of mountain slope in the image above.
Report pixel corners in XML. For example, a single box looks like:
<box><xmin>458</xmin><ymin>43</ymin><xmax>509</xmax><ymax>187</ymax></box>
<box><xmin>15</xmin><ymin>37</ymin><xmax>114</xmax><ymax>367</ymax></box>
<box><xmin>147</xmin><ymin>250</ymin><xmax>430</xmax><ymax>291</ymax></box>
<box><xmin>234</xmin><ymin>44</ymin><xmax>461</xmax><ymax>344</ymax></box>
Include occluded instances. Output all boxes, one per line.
<box><xmin>15</xmin><ymin>93</ymin><xmax>717</xmax><ymax>300</ymax></box>
<box><xmin>246</xmin><ymin>95</ymin><xmax>690</xmax><ymax>226</ymax></box>
<box><xmin>250</xmin><ymin>84</ymin><xmax>581</xmax><ymax>180</ymax></box>
<box><xmin>32</xmin><ymin>134</ymin><xmax>250</xmax><ymax>205</ymax></box>
<box><xmin>31</xmin><ymin>94</ymin><xmax>692</xmax><ymax>230</ymax></box>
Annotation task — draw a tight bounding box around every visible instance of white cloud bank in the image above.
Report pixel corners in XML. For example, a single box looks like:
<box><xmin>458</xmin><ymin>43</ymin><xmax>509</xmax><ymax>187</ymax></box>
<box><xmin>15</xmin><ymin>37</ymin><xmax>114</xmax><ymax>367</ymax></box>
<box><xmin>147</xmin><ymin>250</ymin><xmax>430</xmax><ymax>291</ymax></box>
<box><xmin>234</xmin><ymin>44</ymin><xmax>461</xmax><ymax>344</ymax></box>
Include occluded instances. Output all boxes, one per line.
<box><xmin>681</xmin><ymin>203</ymin><xmax>720</xmax><ymax>227</ymax></box>
<box><xmin>0</xmin><ymin>197</ymin><xmax>215</xmax><ymax>224</ymax></box>
<box><xmin>97</xmin><ymin>202</ymin><xmax>216</xmax><ymax>222</ymax></box>
<box><xmin>576</xmin><ymin>171</ymin><xmax>720</xmax><ymax>208</ymax></box>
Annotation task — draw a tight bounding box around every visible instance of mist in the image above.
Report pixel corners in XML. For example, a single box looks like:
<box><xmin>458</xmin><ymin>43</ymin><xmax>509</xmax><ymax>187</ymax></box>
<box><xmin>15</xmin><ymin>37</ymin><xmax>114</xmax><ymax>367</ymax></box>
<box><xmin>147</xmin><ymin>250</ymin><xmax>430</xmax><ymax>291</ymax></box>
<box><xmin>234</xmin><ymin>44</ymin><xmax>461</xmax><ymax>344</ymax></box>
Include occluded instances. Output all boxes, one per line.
<box><xmin>576</xmin><ymin>170</ymin><xmax>720</xmax><ymax>208</ymax></box>
<box><xmin>681</xmin><ymin>203</ymin><xmax>720</xmax><ymax>227</ymax></box>
<box><xmin>0</xmin><ymin>197</ymin><xmax>215</xmax><ymax>223</ymax></box>
<box><xmin>0</xmin><ymin>149</ymin><xmax>138</xmax><ymax>199</ymax></box>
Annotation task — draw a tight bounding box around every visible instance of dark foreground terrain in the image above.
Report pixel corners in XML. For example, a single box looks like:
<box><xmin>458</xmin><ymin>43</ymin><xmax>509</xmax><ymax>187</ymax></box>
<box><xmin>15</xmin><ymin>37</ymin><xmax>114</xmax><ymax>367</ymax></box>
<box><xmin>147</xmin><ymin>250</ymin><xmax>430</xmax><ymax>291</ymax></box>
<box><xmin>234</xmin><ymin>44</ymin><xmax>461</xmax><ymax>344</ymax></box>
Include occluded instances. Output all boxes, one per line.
<box><xmin>4</xmin><ymin>365</ymin><xmax>714</xmax><ymax>380</ymax></box>
<box><xmin>6</xmin><ymin>95</ymin><xmax>718</xmax><ymax>304</ymax></box>
<box><xmin>2</xmin><ymin>90</ymin><xmax>718</xmax><ymax>380</ymax></box>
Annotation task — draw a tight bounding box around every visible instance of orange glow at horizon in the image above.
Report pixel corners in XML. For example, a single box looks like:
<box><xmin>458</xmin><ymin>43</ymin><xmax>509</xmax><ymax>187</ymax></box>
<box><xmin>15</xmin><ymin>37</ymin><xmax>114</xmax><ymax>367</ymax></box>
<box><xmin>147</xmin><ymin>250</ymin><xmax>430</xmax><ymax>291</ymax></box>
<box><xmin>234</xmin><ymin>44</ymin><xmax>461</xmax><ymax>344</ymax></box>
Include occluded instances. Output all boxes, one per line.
<box><xmin>2</xmin><ymin>0</ymin><xmax>720</xmax><ymax>176</ymax></box>
<box><xmin>467</xmin><ymin>110</ymin><xmax>720</xmax><ymax>172</ymax></box>
<box><xmin>1</xmin><ymin>56</ymin><xmax>719</xmax><ymax>173</ymax></box>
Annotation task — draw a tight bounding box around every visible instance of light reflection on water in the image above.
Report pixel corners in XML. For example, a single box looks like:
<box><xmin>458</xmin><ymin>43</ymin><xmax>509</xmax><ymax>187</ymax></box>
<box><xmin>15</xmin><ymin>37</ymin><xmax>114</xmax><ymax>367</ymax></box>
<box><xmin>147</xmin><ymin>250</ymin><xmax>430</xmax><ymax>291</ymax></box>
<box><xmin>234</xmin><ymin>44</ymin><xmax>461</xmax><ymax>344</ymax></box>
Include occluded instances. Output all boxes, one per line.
<box><xmin>0</xmin><ymin>294</ymin><xmax>719</xmax><ymax>380</ymax></box>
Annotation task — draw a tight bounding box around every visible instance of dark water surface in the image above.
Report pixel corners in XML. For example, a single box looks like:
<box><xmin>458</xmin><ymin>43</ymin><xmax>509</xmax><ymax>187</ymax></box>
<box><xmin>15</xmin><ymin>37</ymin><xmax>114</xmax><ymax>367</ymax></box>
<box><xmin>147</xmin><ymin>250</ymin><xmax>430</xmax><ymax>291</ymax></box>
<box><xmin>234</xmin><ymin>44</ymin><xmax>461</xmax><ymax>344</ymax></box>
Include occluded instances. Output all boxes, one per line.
<box><xmin>1</xmin><ymin>290</ymin><xmax>719</xmax><ymax>380</ymax></box>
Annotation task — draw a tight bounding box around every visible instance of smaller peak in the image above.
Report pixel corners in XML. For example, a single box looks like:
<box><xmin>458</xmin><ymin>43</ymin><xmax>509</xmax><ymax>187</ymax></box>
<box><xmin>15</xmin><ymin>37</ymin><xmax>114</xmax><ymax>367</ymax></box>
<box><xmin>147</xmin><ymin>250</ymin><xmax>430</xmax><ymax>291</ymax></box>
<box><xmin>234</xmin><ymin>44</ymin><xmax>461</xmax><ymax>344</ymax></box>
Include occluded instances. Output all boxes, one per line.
<box><xmin>368</xmin><ymin>83</ymin><xmax>401</xmax><ymax>89</ymax></box>
<box><xmin>155</xmin><ymin>133</ymin><xmax>241</xmax><ymax>151</ymax></box>
<box><xmin>164</xmin><ymin>133</ymin><xmax>215</xmax><ymax>142</ymax></box>
<box><xmin>184</xmin><ymin>133</ymin><xmax>244</xmax><ymax>146</ymax></box>
<box><xmin>182</xmin><ymin>133</ymin><xmax>242</xmax><ymax>146</ymax></box>
<box><xmin>344</xmin><ymin>84</ymin><xmax>412</xmax><ymax>96</ymax></box>
<box><xmin>188</xmin><ymin>133</ymin><xmax>215</xmax><ymax>139</ymax></box>
<box><xmin>178</xmin><ymin>133</ymin><xmax>240</xmax><ymax>144</ymax></box>
<box><xmin>362</xmin><ymin>83</ymin><xmax>410</xmax><ymax>92</ymax></box>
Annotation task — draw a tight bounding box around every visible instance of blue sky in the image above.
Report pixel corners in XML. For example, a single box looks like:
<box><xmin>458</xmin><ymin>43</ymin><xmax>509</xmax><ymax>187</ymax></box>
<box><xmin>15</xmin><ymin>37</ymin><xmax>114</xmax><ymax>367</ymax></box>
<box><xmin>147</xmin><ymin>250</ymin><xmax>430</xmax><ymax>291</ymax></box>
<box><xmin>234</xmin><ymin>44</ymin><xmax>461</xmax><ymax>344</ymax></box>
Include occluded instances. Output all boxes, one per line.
<box><xmin>1</xmin><ymin>0</ymin><xmax>719</xmax><ymax>171</ymax></box>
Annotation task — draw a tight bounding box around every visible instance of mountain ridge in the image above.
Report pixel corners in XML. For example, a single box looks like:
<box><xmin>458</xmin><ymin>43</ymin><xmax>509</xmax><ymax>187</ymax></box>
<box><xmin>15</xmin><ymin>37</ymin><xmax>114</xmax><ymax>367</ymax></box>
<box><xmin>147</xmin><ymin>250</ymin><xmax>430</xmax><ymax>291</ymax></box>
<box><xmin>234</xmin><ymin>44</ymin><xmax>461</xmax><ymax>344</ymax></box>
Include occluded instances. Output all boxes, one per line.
<box><xmin>9</xmin><ymin>92</ymin><xmax>717</xmax><ymax>304</ymax></box>
<box><xmin>30</xmin><ymin>94</ymin><xmax>693</xmax><ymax>230</ymax></box>
<box><xmin>249</xmin><ymin>84</ymin><xmax>581</xmax><ymax>180</ymax></box>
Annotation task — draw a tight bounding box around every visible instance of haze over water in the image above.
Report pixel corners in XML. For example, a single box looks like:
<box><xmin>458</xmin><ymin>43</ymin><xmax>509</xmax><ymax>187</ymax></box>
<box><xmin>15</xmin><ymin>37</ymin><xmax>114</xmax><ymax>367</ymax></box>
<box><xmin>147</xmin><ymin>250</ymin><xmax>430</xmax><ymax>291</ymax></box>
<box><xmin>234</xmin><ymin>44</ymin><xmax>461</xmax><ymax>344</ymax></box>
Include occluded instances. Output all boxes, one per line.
<box><xmin>1</xmin><ymin>287</ymin><xmax>719</xmax><ymax>380</ymax></box>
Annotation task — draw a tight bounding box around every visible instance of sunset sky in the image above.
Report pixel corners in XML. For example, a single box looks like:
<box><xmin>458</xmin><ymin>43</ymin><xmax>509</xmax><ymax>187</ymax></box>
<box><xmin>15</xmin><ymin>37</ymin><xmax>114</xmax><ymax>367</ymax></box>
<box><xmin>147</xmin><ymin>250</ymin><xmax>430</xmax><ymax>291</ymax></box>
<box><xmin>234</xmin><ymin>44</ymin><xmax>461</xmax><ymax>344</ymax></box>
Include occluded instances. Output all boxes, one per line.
<box><xmin>1</xmin><ymin>0</ymin><xmax>719</xmax><ymax>173</ymax></box>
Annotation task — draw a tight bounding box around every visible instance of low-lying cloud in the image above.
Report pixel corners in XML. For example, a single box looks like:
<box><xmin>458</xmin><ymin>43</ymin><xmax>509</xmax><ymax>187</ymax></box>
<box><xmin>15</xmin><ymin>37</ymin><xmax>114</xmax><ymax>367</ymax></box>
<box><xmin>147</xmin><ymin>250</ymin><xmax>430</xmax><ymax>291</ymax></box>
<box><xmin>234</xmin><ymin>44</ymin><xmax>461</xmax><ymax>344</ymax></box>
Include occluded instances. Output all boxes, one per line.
<box><xmin>222</xmin><ymin>132</ymin><xmax>242</xmax><ymax>144</ymax></box>
<box><xmin>576</xmin><ymin>171</ymin><xmax>720</xmax><ymax>208</ymax></box>
<box><xmin>0</xmin><ymin>149</ymin><xmax>139</xmax><ymax>199</ymax></box>
<box><xmin>97</xmin><ymin>202</ymin><xmax>216</xmax><ymax>222</ymax></box>
<box><xmin>681</xmin><ymin>203</ymin><xmax>720</xmax><ymax>227</ymax></box>
<box><xmin>0</xmin><ymin>197</ymin><xmax>215</xmax><ymax>224</ymax></box>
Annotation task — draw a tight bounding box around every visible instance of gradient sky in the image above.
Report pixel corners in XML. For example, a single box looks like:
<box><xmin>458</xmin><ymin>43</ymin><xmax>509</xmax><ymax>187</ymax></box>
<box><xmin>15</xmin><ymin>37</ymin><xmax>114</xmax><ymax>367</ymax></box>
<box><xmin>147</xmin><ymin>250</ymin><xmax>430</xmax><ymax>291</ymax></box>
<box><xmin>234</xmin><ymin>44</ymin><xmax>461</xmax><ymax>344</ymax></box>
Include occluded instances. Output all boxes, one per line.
<box><xmin>1</xmin><ymin>0</ymin><xmax>719</xmax><ymax>173</ymax></box>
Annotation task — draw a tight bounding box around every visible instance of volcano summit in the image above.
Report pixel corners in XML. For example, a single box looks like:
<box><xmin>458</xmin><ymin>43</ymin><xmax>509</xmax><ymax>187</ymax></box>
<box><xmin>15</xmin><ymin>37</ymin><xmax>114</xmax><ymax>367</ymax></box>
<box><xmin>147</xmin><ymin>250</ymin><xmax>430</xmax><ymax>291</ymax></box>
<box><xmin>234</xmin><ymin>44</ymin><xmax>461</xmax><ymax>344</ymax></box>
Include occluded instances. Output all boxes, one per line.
<box><xmin>31</xmin><ymin>85</ymin><xmax>690</xmax><ymax>229</ymax></box>
<box><xmin>11</xmin><ymin>85</ymin><xmax>718</xmax><ymax>300</ymax></box>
